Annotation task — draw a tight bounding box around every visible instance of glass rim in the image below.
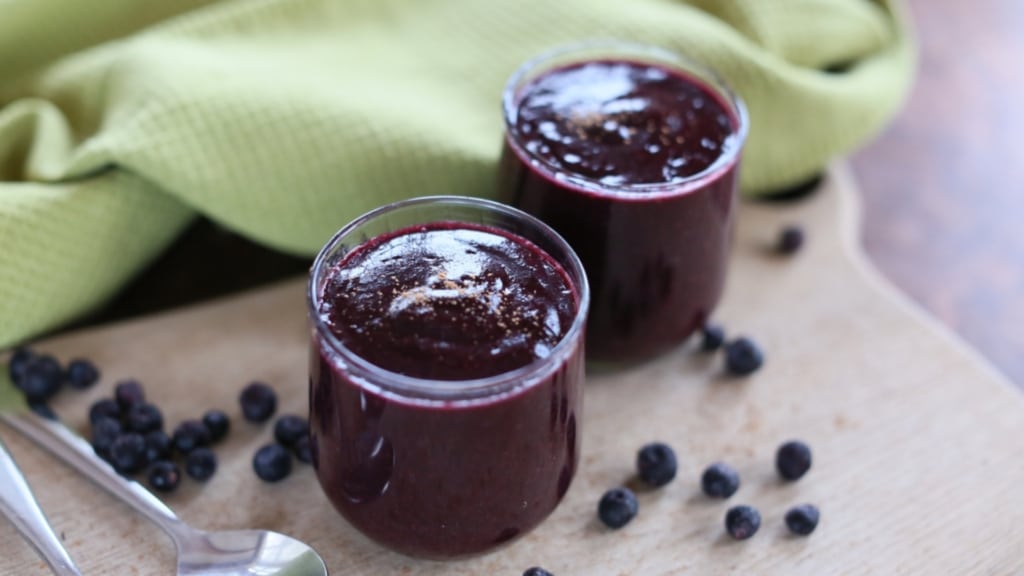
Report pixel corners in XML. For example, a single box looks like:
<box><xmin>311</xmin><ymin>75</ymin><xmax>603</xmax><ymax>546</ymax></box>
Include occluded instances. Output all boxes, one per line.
<box><xmin>307</xmin><ymin>195</ymin><xmax>590</xmax><ymax>404</ymax></box>
<box><xmin>501</xmin><ymin>39</ymin><xmax>749</xmax><ymax>200</ymax></box>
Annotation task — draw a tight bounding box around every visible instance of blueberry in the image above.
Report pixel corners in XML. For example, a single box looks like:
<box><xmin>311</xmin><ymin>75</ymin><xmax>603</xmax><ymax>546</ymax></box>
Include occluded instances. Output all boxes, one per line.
<box><xmin>785</xmin><ymin>504</ymin><xmax>820</xmax><ymax>536</ymax></box>
<box><xmin>7</xmin><ymin>347</ymin><xmax>35</xmax><ymax>385</ymax></box>
<box><xmin>144</xmin><ymin>430</ymin><xmax>173</xmax><ymax>464</ymax></box>
<box><xmin>636</xmin><ymin>442</ymin><xmax>677</xmax><ymax>487</ymax></box>
<box><xmin>523</xmin><ymin>568</ymin><xmax>554</xmax><ymax>576</ymax></box>
<box><xmin>776</xmin><ymin>440</ymin><xmax>812</xmax><ymax>481</ymax></box>
<box><xmin>240</xmin><ymin>382</ymin><xmax>277</xmax><ymax>423</ymax></box>
<box><xmin>20</xmin><ymin>355</ymin><xmax>64</xmax><ymax>402</ymax></box>
<box><xmin>91</xmin><ymin>417</ymin><xmax>122</xmax><ymax>458</ymax></box>
<box><xmin>701</xmin><ymin>462</ymin><xmax>740</xmax><ymax>498</ymax></box>
<box><xmin>29</xmin><ymin>402</ymin><xmax>58</xmax><ymax>421</ymax></box>
<box><xmin>172</xmin><ymin>420</ymin><xmax>210</xmax><ymax>454</ymax></box>
<box><xmin>202</xmin><ymin>409</ymin><xmax>230</xmax><ymax>443</ymax></box>
<box><xmin>65</xmin><ymin>359</ymin><xmax>99</xmax><ymax>390</ymax></box>
<box><xmin>724</xmin><ymin>337</ymin><xmax>764</xmax><ymax>376</ymax></box>
<box><xmin>293</xmin><ymin>434</ymin><xmax>312</xmax><ymax>464</ymax></box>
<box><xmin>778</xmin><ymin>225</ymin><xmax>805</xmax><ymax>255</ymax></box>
<box><xmin>253</xmin><ymin>444</ymin><xmax>292</xmax><ymax>482</ymax></box>
<box><xmin>109</xmin><ymin>432</ymin><xmax>147</xmax><ymax>475</ymax></box>
<box><xmin>700</xmin><ymin>324</ymin><xmax>726</xmax><ymax>352</ymax></box>
<box><xmin>114</xmin><ymin>380</ymin><xmax>145</xmax><ymax>410</ymax></box>
<box><xmin>126</xmin><ymin>403</ymin><xmax>163</xmax><ymax>434</ymax></box>
<box><xmin>597</xmin><ymin>487</ymin><xmax>638</xmax><ymax>529</ymax></box>
<box><xmin>89</xmin><ymin>399</ymin><xmax>121</xmax><ymax>425</ymax></box>
<box><xmin>274</xmin><ymin>415</ymin><xmax>309</xmax><ymax>447</ymax></box>
<box><xmin>725</xmin><ymin>505</ymin><xmax>761</xmax><ymax>540</ymax></box>
<box><xmin>185</xmin><ymin>447</ymin><xmax>218</xmax><ymax>481</ymax></box>
<box><xmin>147</xmin><ymin>461</ymin><xmax>181</xmax><ymax>493</ymax></box>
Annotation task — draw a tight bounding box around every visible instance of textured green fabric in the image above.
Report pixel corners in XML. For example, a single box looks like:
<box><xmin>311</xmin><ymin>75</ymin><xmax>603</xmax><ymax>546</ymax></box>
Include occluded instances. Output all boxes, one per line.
<box><xmin>0</xmin><ymin>0</ymin><xmax>914</xmax><ymax>348</ymax></box>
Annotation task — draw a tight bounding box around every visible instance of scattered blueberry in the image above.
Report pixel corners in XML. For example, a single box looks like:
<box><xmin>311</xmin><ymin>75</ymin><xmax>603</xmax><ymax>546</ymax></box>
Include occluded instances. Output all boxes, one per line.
<box><xmin>126</xmin><ymin>403</ymin><xmax>163</xmax><ymax>434</ymax></box>
<box><xmin>29</xmin><ymin>402</ymin><xmax>58</xmax><ymax>421</ymax></box>
<box><xmin>7</xmin><ymin>348</ymin><xmax>35</xmax><ymax>385</ymax></box>
<box><xmin>147</xmin><ymin>461</ymin><xmax>181</xmax><ymax>493</ymax></box>
<box><xmin>636</xmin><ymin>442</ymin><xmax>677</xmax><ymax>487</ymax></box>
<box><xmin>523</xmin><ymin>568</ymin><xmax>554</xmax><ymax>576</ymax></box>
<box><xmin>725</xmin><ymin>505</ymin><xmax>761</xmax><ymax>540</ymax></box>
<box><xmin>185</xmin><ymin>447</ymin><xmax>218</xmax><ymax>482</ymax></box>
<box><xmin>114</xmin><ymin>380</ymin><xmax>145</xmax><ymax>410</ymax></box>
<box><xmin>785</xmin><ymin>504</ymin><xmax>820</xmax><ymax>536</ymax></box>
<box><xmin>776</xmin><ymin>440</ymin><xmax>812</xmax><ymax>481</ymax></box>
<box><xmin>202</xmin><ymin>409</ymin><xmax>230</xmax><ymax>443</ymax></box>
<box><xmin>597</xmin><ymin>487</ymin><xmax>638</xmax><ymax>529</ymax></box>
<box><xmin>274</xmin><ymin>415</ymin><xmax>309</xmax><ymax>447</ymax></box>
<box><xmin>253</xmin><ymin>444</ymin><xmax>292</xmax><ymax>483</ymax></box>
<box><xmin>293</xmin><ymin>434</ymin><xmax>312</xmax><ymax>464</ymax></box>
<box><xmin>144</xmin><ymin>430</ymin><xmax>173</xmax><ymax>464</ymax></box>
<box><xmin>20</xmin><ymin>355</ymin><xmax>63</xmax><ymax>402</ymax></box>
<box><xmin>700</xmin><ymin>324</ymin><xmax>726</xmax><ymax>352</ymax></box>
<box><xmin>778</xmin><ymin>225</ymin><xmax>805</xmax><ymax>255</ymax></box>
<box><xmin>701</xmin><ymin>462</ymin><xmax>741</xmax><ymax>499</ymax></box>
<box><xmin>89</xmin><ymin>399</ymin><xmax>121</xmax><ymax>425</ymax></box>
<box><xmin>240</xmin><ymin>382</ymin><xmax>277</xmax><ymax>423</ymax></box>
<box><xmin>172</xmin><ymin>420</ymin><xmax>210</xmax><ymax>454</ymax></box>
<box><xmin>91</xmin><ymin>417</ymin><xmax>122</xmax><ymax>458</ymax></box>
<box><xmin>65</xmin><ymin>359</ymin><xmax>100</xmax><ymax>390</ymax></box>
<box><xmin>109</xmin><ymin>432</ymin><xmax>147</xmax><ymax>475</ymax></box>
<box><xmin>724</xmin><ymin>337</ymin><xmax>764</xmax><ymax>376</ymax></box>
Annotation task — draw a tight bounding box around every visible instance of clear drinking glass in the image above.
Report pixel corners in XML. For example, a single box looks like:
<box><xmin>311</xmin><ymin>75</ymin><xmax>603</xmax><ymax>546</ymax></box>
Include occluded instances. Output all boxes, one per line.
<box><xmin>307</xmin><ymin>196</ymin><xmax>589</xmax><ymax>558</ymax></box>
<box><xmin>498</xmin><ymin>40</ymin><xmax>748</xmax><ymax>363</ymax></box>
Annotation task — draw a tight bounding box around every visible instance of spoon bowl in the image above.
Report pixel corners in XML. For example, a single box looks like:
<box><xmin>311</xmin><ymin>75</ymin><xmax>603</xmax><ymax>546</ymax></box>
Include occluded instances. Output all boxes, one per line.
<box><xmin>174</xmin><ymin>528</ymin><xmax>327</xmax><ymax>576</ymax></box>
<box><xmin>1</xmin><ymin>412</ymin><xmax>328</xmax><ymax>576</ymax></box>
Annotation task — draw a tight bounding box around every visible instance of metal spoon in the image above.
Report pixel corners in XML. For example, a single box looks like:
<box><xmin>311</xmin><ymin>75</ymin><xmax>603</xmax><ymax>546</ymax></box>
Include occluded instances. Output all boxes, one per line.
<box><xmin>2</xmin><ymin>412</ymin><xmax>329</xmax><ymax>576</ymax></box>
<box><xmin>0</xmin><ymin>434</ymin><xmax>82</xmax><ymax>575</ymax></box>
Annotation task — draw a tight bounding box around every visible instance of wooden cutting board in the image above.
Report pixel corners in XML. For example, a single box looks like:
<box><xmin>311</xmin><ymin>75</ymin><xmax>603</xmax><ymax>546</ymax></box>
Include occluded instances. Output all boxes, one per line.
<box><xmin>1</xmin><ymin>164</ymin><xmax>1022</xmax><ymax>575</ymax></box>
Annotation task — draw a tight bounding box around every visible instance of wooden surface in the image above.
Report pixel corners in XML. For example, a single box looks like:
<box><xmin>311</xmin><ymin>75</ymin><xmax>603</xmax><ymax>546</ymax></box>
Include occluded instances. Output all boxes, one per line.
<box><xmin>2</xmin><ymin>165</ymin><xmax>1022</xmax><ymax>575</ymax></box>
<box><xmin>851</xmin><ymin>0</ymin><xmax>1024</xmax><ymax>387</ymax></box>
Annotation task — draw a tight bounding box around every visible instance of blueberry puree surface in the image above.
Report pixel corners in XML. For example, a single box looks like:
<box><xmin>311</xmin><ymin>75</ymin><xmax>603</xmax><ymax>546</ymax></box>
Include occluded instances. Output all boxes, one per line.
<box><xmin>311</xmin><ymin>223</ymin><xmax>584</xmax><ymax>558</ymax></box>
<box><xmin>318</xmin><ymin>223</ymin><xmax>575</xmax><ymax>380</ymax></box>
<box><xmin>500</xmin><ymin>58</ymin><xmax>742</xmax><ymax>362</ymax></box>
<box><xmin>511</xmin><ymin>60</ymin><xmax>735</xmax><ymax>187</ymax></box>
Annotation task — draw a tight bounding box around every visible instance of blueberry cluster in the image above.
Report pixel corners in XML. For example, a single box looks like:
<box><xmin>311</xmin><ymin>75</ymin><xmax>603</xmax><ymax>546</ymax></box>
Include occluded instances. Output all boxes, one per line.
<box><xmin>699</xmin><ymin>323</ymin><xmax>765</xmax><ymax>377</ymax></box>
<box><xmin>6</xmin><ymin>348</ymin><xmax>99</xmax><ymax>414</ymax></box>
<box><xmin>595</xmin><ymin>440</ymin><xmax>820</xmax><ymax>541</ymax></box>
<box><xmin>88</xmin><ymin>380</ymin><xmax>227</xmax><ymax>493</ymax></box>
<box><xmin>5</xmin><ymin>348</ymin><xmax>314</xmax><ymax>490</ymax></box>
<box><xmin>241</xmin><ymin>382</ymin><xmax>313</xmax><ymax>483</ymax></box>
<box><xmin>712</xmin><ymin>440</ymin><xmax>819</xmax><ymax>540</ymax></box>
<box><xmin>595</xmin><ymin>442</ymin><xmax>679</xmax><ymax>530</ymax></box>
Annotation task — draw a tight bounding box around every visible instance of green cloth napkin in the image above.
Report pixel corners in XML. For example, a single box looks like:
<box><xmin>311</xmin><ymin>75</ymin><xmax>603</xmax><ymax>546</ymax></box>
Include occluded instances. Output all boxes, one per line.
<box><xmin>0</xmin><ymin>0</ymin><xmax>914</xmax><ymax>348</ymax></box>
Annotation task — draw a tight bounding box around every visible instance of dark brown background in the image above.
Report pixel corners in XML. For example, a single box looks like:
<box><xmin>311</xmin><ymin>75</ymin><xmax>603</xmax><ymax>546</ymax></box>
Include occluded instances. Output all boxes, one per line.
<box><xmin>851</xmin><ymin>0</ymin><xmax>1023</xmax><ymax>387</ymax></box>
<box><xmin>86</xmin><ymin>0</ymin><xmax>1024</xmax><ymax>387</ymax></box>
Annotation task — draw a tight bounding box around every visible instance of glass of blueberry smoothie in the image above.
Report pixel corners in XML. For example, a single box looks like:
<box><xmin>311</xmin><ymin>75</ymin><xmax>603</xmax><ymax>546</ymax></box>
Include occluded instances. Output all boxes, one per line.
<box><xmin>499</xmin><ymin>41</ymin><xmax>748</xmax><ymax>363</ymax></box>
<box><xmin>308</xmin><ymin>196</ymin><xmax>589</xmax><ymax>558</ymax></box>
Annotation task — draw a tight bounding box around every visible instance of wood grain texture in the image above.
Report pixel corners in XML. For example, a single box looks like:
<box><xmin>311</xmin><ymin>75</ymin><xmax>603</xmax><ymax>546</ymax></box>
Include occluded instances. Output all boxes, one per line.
<box><xmin>1</xmin><ymin>166</ymin><xmax>1022</xmax><ymax>575</ymax></box>
<box><xmin>852</xmin><ymin>0</ymin><xmax>1024</xmax><ymax>387</ymax></box>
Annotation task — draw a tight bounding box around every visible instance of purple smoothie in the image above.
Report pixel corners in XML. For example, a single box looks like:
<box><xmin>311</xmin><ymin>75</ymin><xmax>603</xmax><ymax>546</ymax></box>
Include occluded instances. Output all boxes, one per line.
<box><xmin>309</xmin><ymin>215</ymin><xmax>586</xmax><ymax>558</ymax></box>
<box><xmin>499</xmin><ymin>52</ymin><xmax>746</xmax><ymax>362</ymax></box>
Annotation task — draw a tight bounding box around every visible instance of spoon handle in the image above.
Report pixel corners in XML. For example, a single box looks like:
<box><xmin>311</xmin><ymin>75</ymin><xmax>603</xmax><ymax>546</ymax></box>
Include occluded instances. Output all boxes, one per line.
<box><xmin>1</xmin><ymin>412</ymin><xmax>192</xmax><ymax>544</ymax></box>
<box><xmin>0</xmin><ymin>434</ymin><xmax>82</xmax><ymax>576</ymax></box>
